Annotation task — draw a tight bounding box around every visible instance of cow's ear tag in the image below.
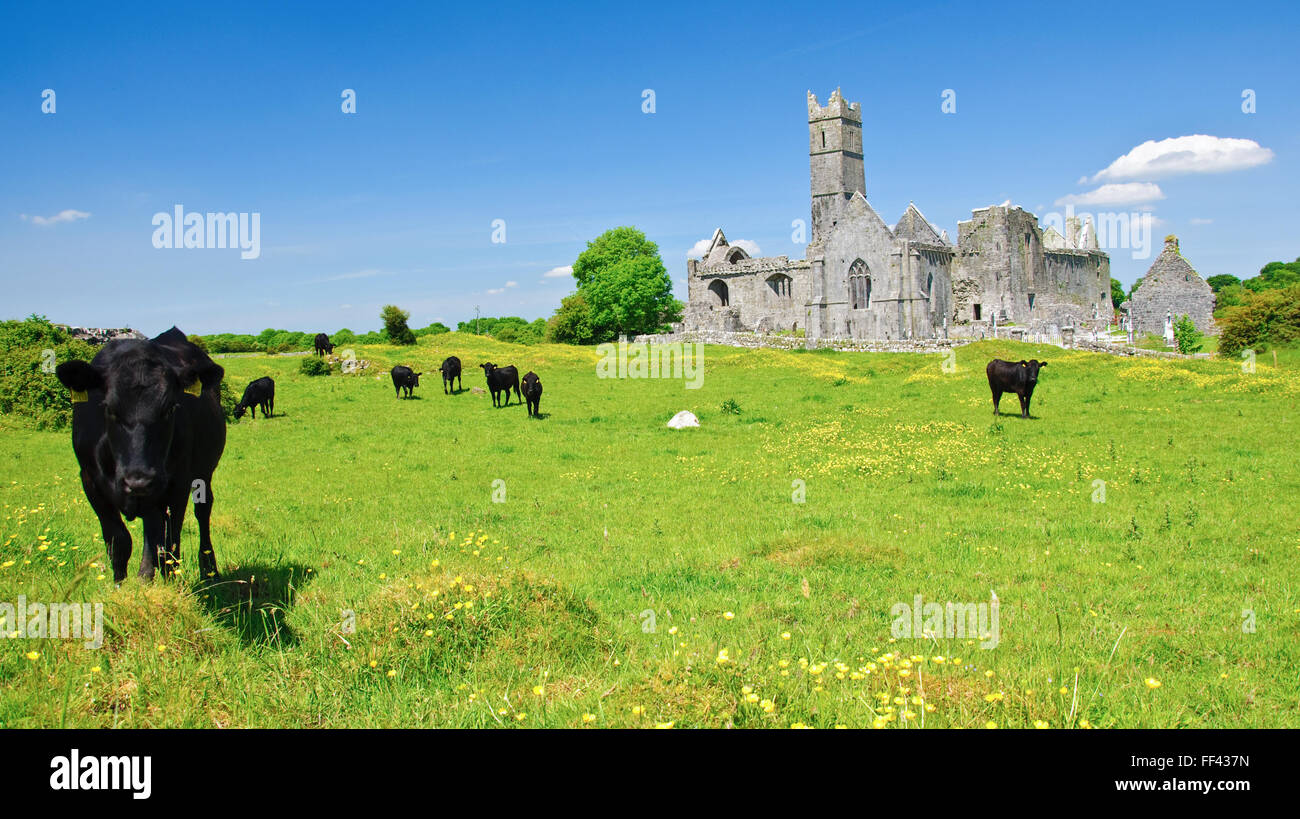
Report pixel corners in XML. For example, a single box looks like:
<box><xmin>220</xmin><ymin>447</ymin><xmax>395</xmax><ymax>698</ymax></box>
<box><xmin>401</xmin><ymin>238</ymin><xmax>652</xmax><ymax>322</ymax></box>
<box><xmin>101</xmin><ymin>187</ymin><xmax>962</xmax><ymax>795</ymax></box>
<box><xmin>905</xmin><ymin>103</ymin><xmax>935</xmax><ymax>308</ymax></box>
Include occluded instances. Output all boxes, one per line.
<box><xmin>183</xmin><ymin>380</ymin><xmax>202</xmax><ymax>397</ymax></box>
<box><xmin>70</xmin><ymin>389</ymin><xmax>88</xmax><ymax>404</ymax></box>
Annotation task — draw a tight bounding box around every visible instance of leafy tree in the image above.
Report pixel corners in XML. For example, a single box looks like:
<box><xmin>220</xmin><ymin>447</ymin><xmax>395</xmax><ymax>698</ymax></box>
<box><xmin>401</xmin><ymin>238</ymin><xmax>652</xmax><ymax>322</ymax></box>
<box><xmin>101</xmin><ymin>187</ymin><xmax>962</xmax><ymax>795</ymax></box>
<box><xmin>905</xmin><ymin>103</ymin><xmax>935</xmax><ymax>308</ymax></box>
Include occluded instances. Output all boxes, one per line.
<box><xmin>381</xmin><ymin>305</ymin><xmax>416</xmax><ymax>345</ymax></box>
<box><xmin>1218</xmin><ymin>284</ymin><xmax>1300</xmax><ymax>357</ymax></box>
<box><xmin>546</xmin><ymin>293</ymin><xmax>595</xmax><ymax>344</ymax></box>
<box><xmin>1172</xmin><ymin>314</ymin><xmax>1203</xmax><ymax>354</ymax></box>
<box><xmin>1110</xmin><ymin>278</ymin><xmax>1126</xmax><ymax>308</ymax></box>
<box><xmin>569</xmin><ymin>227</ymin><xmax>681</xmax><ymax>341</ymax></box>
<box><xmin>1206</xmin><ymin>274</ymin><xmax>1240</xmax><ymax>293</ymax></box>
<box><xmin>0</xmin><ymin>315</ymin><xmax>95</xmax><ymax>430</ymax></box>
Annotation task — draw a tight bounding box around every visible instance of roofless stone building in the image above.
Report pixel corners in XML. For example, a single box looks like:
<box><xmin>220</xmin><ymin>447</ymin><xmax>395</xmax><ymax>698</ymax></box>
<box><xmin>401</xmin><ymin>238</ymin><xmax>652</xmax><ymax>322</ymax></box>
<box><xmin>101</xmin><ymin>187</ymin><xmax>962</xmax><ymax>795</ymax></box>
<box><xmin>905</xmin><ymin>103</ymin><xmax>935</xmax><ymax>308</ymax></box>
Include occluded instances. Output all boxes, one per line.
<box><xmin>682</xmin><ymin>88</ymin><xmax>1112</xmax><ymax>342</ymax></box>
<box><xmin>1125</xmin><ymin>235</ymin><xmax>1216</xmax><ymax>336</ymax></box>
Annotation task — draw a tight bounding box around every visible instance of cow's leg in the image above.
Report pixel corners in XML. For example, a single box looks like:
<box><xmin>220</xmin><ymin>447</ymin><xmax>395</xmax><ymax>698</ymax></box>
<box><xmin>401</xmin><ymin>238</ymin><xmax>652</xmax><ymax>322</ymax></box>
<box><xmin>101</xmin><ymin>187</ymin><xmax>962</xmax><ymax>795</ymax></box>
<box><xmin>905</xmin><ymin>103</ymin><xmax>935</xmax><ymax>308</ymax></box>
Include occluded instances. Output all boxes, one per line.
<box><xmin>1019</xmin><ymin>393</ymin><xmax>1029</xmax><ymax>418</ymax></box>
<box><xmin>164</xmin><ymin>486</ymin><xmax>190</xmax><ymax>579</ymax></box>
<box><xmin>1022</xmin><ymin>394</ymin><xmax>1031</xmax><ymax>419</ymax></box>
<box><xmin>138</xmin><ymin>508</ymin><xmax>167</xmax><ymax>581</ymax></box>
<box><xmin>193</xmin><ymin>478</ymin><xmax>219</xmax><ymax>581</ymax></box>
<box><xmin>991</xmin><ymin>389</ymin><xmax>1001</xmax><ymax>416</ymax></box>
<box><xmin>251</xmin><ymin>404</ymin><xmax>257</xmax><ymax>420</ymax></box>
<box><xmin>83</xmin><ymin>474</ymin><xmax>132</xmax><ymax>583</ymax></box>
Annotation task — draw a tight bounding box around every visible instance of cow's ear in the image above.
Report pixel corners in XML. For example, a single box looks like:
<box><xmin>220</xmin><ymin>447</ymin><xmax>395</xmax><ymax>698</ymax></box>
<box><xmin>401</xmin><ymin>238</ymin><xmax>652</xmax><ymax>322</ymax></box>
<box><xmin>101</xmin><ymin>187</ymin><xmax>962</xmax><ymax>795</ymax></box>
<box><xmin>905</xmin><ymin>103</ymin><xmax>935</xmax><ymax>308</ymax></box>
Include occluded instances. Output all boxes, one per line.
<box><xmin>1019</xmin><ymin>360</ymin><xmax>1028</xmax><ymax>367</ymax></box>
<box><xmin>1038</xmin><ymin>361</ymin><xmax>1047</xmax><ymax>367</ymax></box>
<box><xmin>177</xmin><ymin>361</ymin><xmax>225</xmax><ymax>393</ymax></box>
<box><xmin>56</xmin><ymin>360</ymin><xmax>102</xmax><ymax>393</ymax></box>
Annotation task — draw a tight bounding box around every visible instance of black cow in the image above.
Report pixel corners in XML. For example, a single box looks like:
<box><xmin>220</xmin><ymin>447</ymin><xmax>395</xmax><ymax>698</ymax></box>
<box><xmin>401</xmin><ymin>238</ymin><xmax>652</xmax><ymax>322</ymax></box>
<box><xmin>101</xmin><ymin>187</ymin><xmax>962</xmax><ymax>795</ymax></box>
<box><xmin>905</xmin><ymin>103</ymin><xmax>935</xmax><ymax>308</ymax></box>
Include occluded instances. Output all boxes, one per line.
<box><xmin>234</xmin><ymin>376</ymin><xmax>275</xmax><ymax>419</ymax></box>
<box><xmin>314</xmin><ymin>333</ymin><xmax>334</xmax><ymax>356</ymax></box>
<box><xmin>55</xmin><ymin>327</ymin><xmax>227</xmax><ymax>583</ymax></box>
<box><xmin>392</xmin><ymin>365</ymin><xmax>421</xmax><ymax>398</ymax></box>
<box><xmin>986</xmin><ymin>359</ymin><xmax>1048</xmax><ymax>418</ymax></box>
<box><xmin>440</xmin><ymin>356</ymin><xmax>462</xmax><ymax>394</ymax></box>
<box><xmin>479</xmin><ymin>363</ymin><xmax>521</xmax><ymax>408</ymax></box>
<box><xmin>521</xmin><ymin>371</ymin><xmax>542</xmax><ymax>417</ymax></box>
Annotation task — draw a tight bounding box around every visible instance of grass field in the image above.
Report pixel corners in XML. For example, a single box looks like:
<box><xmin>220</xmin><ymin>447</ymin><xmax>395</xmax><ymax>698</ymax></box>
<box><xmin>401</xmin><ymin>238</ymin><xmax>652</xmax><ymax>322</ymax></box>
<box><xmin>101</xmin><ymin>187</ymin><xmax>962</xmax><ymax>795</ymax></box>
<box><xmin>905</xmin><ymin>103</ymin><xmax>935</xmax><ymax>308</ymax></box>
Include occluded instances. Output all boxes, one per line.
<box><xmin>1</xmin><ymin>335</ymin><xmax>1297</xmax><ymax>728</ymax></box>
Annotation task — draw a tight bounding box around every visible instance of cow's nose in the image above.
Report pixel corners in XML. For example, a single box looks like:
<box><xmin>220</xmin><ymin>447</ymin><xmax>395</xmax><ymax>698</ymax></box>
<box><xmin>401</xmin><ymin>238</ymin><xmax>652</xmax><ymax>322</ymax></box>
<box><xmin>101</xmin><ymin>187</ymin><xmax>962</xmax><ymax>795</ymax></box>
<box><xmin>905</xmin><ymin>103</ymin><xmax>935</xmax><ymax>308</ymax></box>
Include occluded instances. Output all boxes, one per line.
<box><xmin>123</xmin><ymin>474</ymin><xmax>160</xmax><ymax>496</ymax></box>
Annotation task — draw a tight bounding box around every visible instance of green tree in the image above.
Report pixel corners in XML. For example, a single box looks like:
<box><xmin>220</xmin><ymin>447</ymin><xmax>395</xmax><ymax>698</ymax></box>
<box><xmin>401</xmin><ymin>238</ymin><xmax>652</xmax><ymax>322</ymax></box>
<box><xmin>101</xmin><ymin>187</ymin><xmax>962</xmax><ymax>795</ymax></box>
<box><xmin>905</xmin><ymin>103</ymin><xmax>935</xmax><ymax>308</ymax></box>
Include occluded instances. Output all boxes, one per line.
<box><xmin>381</xmin><ymin>305</ymin><xmax>416</xmax><ymax>345</ymax></box>
<box><xmin>546</xmin><ymin>293</ymin><xmax>595</xmax><ymax>344</ymax></box>
<box><xmin>1172</xmin><ymin>314</ymin><xmax>1203</xmax><ymax>354</ymax></box>
<box><xmin>570</xmin><ymin>227</ymin><xmax>681</xmax><ymax>341</ymax></box>
<box><xmin>1206</xmin><ymin>274</ymin><xmax>1240</xmax><ymax>293</ymax></box>
<box><xmin>1218</xmin><ymin>285</ymin><xmax>1300</xmax><ymax>357</ymax></box>
<box><xmin>1110</xmin><ymin>278</ymin><xmax>1126</xmax><ymax>308</ymax></box>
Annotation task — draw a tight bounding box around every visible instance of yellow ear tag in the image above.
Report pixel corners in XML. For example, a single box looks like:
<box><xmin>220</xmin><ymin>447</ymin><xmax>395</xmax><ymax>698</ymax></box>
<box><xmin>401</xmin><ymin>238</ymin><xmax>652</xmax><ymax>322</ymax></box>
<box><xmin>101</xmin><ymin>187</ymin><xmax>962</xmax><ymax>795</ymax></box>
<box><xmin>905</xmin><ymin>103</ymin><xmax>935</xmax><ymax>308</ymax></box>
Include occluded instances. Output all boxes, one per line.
<box><xmin>70</xmin><ymin>389</ymin><xmax>88</xmax><ymax>404</ymax></box>
<box><xmin>183</xmin><ymin>380</ymin><xmax>202</xmax><ymax>397</ymax></box>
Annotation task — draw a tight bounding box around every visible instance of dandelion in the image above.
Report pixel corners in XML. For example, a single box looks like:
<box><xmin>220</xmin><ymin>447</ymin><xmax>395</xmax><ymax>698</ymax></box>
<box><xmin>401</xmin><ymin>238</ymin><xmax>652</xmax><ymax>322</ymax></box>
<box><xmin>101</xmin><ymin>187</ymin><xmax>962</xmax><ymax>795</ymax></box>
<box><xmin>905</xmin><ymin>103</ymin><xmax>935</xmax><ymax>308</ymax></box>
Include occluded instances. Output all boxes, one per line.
<box><xmin>1034</xmin><ymin>720</ymin><xmax>1050</xmax><ymax>729</ymax></box>
<box><xmin>715</xmin><ymin>648</ymin><xmax>731</xmax><ymax>664</ymax></box>
<box><xmin>582</xmin><ymin>713</ymin><xmax>596</xmax><ymax>723</ymax></box>
<box><xmin>25</xmin><ymin>650</ymin><xmax>40</xmax><ymax>661</ymax></box>
<box><xmin>985</xmin><ymin>721</ymin><xmax>998</xmax><ymax>729</ymax></box>
<box><xmin>1145</xmin><ymin>677</ymin><xmax>1161</xmax><ymax>689</ymax></box>
<box><xmin>781</xmin><ymin>631</ymin><xmax>791</xmax><ymax>640</ymax></box>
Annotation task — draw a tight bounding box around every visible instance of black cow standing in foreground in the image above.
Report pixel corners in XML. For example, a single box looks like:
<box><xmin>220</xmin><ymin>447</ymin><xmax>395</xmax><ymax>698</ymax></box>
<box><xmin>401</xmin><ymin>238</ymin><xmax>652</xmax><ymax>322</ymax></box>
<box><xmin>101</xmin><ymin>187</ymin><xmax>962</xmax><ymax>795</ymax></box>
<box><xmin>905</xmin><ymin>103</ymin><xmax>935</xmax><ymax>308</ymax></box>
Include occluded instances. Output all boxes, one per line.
<box><xmin>391</xmin><ymin>365</ymin><xmax>421</xmax><ymax>398</ymax></box>
<box><xmin>987</xmin><ymin>359</ymin><xmax>1048</xmax><ymax>418</ymax></box>
<box><xmin>479</xmin><ymin>363</ymin><xmax>521</xmax><ymax>407</ymax></box>
<box><xmin>314</xmin><ymin>333</ymin><xmax>334</xmax><ymax>356</ymax></box>
<box><xmin>55</xmin><ymin>327</ymin><xmax>227</xmax><ymax>583</ymax></box>
<box><xmin>440</xmin><ymin>356</ymin><xmax>462</xmax><ymax>394</ymax></box>
<box><xmin>521</xmin><ymin>371</ymin><xmax>542</xmax><ymax>417</ymax></box>
<box><xmin>234</xmin><ymin>376</ymin><xmax>275</xmax><ymax>419</ymax></box>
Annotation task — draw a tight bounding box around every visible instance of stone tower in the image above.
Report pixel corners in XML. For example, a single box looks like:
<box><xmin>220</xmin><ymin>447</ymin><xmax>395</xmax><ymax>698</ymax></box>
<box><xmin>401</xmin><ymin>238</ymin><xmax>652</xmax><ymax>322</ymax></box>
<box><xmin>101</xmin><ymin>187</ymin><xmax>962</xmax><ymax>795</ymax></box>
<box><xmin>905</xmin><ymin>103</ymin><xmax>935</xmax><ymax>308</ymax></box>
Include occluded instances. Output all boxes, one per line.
<box><xmin>808</xmin><ymin>88</ymin><xmax>864</xmax><ymax>243</ymax></box>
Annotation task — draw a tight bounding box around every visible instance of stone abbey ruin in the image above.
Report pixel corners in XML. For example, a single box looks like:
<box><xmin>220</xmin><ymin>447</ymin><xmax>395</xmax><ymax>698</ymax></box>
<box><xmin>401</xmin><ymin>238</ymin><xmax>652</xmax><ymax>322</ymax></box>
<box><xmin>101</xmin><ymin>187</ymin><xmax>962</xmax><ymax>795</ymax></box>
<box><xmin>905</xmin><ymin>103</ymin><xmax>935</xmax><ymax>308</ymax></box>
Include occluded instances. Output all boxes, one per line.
<box><xmin>681</xmin><ymin>88</ymin><xmax>1115</xmax><ymax>343</ymax></box>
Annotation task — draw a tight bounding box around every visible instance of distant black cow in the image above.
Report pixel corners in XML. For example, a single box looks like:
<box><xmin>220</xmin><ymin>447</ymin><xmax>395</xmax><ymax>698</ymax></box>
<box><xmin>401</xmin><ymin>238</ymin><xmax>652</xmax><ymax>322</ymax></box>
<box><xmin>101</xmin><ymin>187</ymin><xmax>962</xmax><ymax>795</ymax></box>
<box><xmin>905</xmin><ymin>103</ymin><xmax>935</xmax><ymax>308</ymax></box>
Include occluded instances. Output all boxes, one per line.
<box><xmin>392</xmin><ymin>365</ymin><xmax>421</xmax><ymax>398</ymax></box>
<box><xmin>55</xmin><ymin>327</ymin><xmax>227</xmax><ymax>583</ymax></box>
<box><xmin>521</xmin><ymin>371</ymin><xmax>542</xmax><ymax>417</ymax></box>
<box><xmin>987</xmin><ymin>359</ymin><xmax>1048</xmax><ymax>418</ymax></box>
<box><xmin>479</xmin><ymin>363</ymin><xmax>521</xmax><ymax>407</ymax></box>
<box><xmin>314</xmin><ymin>333</ymin><xmax>334</xmax><ymax>356</ymax></box>
<box><xmin>440</xmin><ymin>356</ymin><xmax>462</xmax><ymax>394</ymax></box>
<box><xmin>234</xmin><ymin>376</ymin><xmax>275</xmax><ymax>419</ymax></box>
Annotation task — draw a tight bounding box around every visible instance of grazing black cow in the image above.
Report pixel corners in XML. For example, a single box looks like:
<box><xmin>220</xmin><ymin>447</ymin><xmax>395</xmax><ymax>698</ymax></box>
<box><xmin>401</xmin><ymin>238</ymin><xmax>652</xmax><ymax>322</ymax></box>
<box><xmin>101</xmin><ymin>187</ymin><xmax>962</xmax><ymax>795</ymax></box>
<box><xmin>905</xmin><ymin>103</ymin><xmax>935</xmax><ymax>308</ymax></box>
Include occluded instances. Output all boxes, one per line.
<box><xmin>234</xmin><ymin>376</ymin><xmax>275</xmax><ymax>419</ymax></box>
<box><xmin>479</xmin><ymin>363</ymin><xmax>521</xmax><ymax>408</ymax></box>
<box><xmin>314</xmin><ymin>333</ymin><xmax>334</xmax><ymax>357</ymax></box>
<box><xmin>55</xmin><ymin>327</ymin><xmax>227</xmax><ymax>583</ymax></box>
<box><xmin>391</xmin><ymin>365</ymin><xmax>421</xmax><ymax>398</ymax></box>
<box><xmin>521</xmin><ymin>371</ymin><xmax>542</xmax><ymax>418</ymax></box>
<box><xmin>440</xmin><ymin>356</ymin><xmax>462</xmax><ymax>394</ymax></box>
<box><xmin>986</xmin><ymin>359</ymin><xmax>1048</xmax><ymax>419</ymax></box>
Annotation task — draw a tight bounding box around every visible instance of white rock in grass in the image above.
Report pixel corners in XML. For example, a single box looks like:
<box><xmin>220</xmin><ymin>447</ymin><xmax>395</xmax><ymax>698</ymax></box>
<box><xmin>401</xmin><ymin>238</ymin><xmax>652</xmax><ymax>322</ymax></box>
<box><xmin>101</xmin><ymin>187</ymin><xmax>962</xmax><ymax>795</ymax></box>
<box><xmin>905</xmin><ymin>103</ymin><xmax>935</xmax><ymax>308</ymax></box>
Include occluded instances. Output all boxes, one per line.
<box><xmin>667</xmin><ymin>411</ymin><xmax>699</xmax><ymax>429</ymax></box>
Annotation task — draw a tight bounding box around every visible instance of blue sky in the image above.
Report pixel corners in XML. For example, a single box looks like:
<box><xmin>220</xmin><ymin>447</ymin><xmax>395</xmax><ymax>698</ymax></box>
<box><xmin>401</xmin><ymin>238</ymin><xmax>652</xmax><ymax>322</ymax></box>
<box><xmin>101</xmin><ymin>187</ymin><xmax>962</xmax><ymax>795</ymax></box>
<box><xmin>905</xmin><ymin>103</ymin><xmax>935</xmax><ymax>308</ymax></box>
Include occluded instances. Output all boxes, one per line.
<box><xmin>2</xmin><ymin>0</ymin><xmax>1295</xmax><ymax>335</ymax></box>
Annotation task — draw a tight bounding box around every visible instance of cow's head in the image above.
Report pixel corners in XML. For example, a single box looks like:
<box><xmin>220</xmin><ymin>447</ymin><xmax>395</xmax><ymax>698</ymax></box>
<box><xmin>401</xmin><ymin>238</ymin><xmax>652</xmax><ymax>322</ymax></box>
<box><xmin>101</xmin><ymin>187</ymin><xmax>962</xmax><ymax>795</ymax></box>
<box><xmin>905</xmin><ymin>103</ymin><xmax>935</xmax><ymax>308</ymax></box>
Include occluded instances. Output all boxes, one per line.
<box><xmin>232</xmin><ymin>402</ymin><xmax>248</xmax><ymax>420</ymax></box>
<box><xmin>1019</xmin><ymin>359</ymin><xmax>1047</xmax><ymax>385</ymax></box>
<box><xmin>479</xmin><ymin>362</ymin><xmax>496</xmax><ymax>374</ymax></box>
<box><xmin>57</xmin><ymin>345</ymin><xmax>222</xmax><ymax>514</ymax></box>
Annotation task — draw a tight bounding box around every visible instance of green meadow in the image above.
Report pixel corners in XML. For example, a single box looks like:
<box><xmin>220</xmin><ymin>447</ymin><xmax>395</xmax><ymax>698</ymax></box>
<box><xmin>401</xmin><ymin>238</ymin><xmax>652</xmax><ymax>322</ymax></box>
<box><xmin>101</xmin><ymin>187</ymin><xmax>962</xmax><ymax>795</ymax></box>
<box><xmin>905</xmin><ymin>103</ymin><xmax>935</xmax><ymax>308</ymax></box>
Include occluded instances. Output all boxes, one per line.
<box><xmin>1</xmin><ymin>335</ymin><xmax>1297</xmax><ymax>728</ymax></box>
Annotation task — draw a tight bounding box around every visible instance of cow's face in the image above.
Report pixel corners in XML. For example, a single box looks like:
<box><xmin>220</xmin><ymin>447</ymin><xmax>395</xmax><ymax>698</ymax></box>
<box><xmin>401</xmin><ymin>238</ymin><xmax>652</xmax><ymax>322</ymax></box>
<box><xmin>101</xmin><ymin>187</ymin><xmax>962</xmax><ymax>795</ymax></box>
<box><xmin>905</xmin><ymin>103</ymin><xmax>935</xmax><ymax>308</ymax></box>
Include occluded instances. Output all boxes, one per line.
<box><xmin>479</xmin><ymin>362</ymin><xmax>496</xmax><ymax>375</ymax></box>
<box><xmin>233</xmin><ymin>404</ymin><xmax>247</xmax><ymax>420</ymax></box>
<box><xmin>412</xmin><ymin>372</ymin><xmax>422</xmax><ymax>386</ymax></box>
<box><xmin>57</xmin><ymin>350</ymin><xmax>218</xmax><ymax>514</ymax></box>
<box><xmin>1020</xmin><ymin>360</ymin><xmax>1047</xmax><ymax>385</ymax></box>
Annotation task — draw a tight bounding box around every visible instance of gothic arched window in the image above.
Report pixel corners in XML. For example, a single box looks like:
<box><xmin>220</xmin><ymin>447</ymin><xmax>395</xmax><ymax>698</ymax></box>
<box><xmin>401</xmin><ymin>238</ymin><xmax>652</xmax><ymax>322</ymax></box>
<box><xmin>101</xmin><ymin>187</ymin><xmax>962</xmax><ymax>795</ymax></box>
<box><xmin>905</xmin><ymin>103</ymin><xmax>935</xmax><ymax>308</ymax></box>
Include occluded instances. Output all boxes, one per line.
<box><xmin>849</xmin><ymin>259</ymin><xmax>871</xmax><ymax>309</ymax></box>
<box><xmin>708</xmin><ymin>279</ymin><xmax>729</xmax><ymax>307</ymax></box>
<box><xmin>767</xmin><ymin>273</ymin><xmax>793</xmax><ymax>300</ymax></box>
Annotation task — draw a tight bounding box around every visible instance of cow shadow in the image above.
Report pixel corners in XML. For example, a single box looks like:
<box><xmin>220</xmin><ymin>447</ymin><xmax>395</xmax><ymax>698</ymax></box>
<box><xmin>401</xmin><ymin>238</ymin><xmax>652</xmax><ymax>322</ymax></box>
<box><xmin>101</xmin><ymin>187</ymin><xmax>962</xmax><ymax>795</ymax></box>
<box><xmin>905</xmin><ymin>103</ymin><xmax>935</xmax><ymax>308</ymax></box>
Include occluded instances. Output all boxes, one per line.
<box><xmin>195</xmin><ymin>562</ymin><xmax>315</xmax><ymax>648</ymax></box>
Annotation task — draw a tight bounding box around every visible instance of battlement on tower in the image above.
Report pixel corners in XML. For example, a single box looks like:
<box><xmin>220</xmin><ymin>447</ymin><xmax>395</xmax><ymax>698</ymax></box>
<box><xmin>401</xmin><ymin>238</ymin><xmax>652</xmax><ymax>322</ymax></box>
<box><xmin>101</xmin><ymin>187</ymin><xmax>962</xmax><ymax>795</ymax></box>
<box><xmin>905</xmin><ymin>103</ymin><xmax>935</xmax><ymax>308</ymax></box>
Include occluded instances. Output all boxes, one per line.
<box><xmin>807</xmin><ymin>88</ymin><xmax>861</xmax><ymax>122</ymax></box>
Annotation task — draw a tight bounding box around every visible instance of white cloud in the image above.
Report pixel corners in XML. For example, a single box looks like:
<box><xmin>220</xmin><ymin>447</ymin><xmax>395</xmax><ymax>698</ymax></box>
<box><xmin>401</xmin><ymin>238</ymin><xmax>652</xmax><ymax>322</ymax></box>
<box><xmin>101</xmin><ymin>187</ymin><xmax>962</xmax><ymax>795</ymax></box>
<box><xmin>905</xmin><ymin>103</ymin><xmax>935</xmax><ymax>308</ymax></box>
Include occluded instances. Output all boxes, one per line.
<box><xmin>486</xmin><ymin>288</ymin><xmax>504</xmax><ymax>295</ymax></box>
<box><xmin>1089</xmin><ymin>135</ymin><xmax>1274</xmax><ymax>182</ymax></box>
<box><xmin>686</xmin><ymin>237</ymin><xmax>761</xmax><ymax>258</ymax></box>
<box><xmin>1055</xmin><ymin>182</ymin><xmax>1166</xmax><ymax>207</ymax></box>
<box><xmin>1189</xmin><ymin>217</ymin><xmax>1214</xmax><ymax>225</ymax></box>
<box><xmin>543</xmin><ymin>265</ymin><xmax>572</xmax><ymax>278</ymax></box>
<box><xmin>505</xmin><ymin>281</ymin><xmax>518</xmax><ymax>288</ymax></box>
<box><xmin>22</xmin><ymin>209</ymin><xmax>91</xmax><ymax>226</ymax></box>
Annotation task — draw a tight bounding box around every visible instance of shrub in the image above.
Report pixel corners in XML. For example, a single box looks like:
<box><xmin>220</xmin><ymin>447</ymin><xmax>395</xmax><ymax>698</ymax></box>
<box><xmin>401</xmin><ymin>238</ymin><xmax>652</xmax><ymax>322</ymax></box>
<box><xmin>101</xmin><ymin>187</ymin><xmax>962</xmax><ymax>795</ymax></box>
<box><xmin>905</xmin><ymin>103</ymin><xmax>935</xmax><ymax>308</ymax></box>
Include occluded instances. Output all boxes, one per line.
<box><xmin>300</xmin><ymin>357</ymin><xmax>331</xmax><ymax>376</ymax></box>
<box><xmin>0</xmin><ymin>316</ymin><xmax>96</xmax><ymax>430</ymax></box>
<box><xmin>1218</xmin><ymin>285</ymin><xmax>1300</xmax><ymax>357</ymax></box>
<box><xmin>382</xmin><ymin>305</ymin><xmax>417</xmax><ymax>345</ymax></box>
<box><xmin>1172</xmin><ymin>314</ymin><xmax>1203</xmax><ymax>354</ymax></box>
<box><xmin>219</xmin><ymin>380</ymin><xmax>239</xmax><ymax>421</ymax></box>
<box><xmin>546</xmin><ymin>294</ymin><xmax>596</xmax><ymax>345</ymax></box>
<box><xmin>720</xmin><ymin>398</ymin><xmax>741</xmax><ymax>415</ymax></box>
